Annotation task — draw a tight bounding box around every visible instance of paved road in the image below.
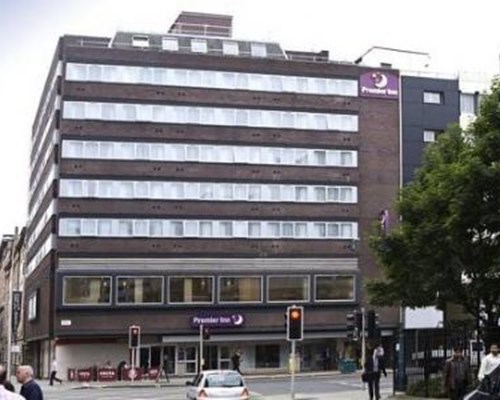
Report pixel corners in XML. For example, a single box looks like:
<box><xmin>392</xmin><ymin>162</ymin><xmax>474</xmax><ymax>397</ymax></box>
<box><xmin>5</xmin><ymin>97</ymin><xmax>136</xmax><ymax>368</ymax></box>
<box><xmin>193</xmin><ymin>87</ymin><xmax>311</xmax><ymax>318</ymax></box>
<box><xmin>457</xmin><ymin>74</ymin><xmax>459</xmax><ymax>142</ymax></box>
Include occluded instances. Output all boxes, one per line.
<box><xmin>14</xmin><ymin>373</ymin><xmax>394</xmax><ymax>400</ymax></box>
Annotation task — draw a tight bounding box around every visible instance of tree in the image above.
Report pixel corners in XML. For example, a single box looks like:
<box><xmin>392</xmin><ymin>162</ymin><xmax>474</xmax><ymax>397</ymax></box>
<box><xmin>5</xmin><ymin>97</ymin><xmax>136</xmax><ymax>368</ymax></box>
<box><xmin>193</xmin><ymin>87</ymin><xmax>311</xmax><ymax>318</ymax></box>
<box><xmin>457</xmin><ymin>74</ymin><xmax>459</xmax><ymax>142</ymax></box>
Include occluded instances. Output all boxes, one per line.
<box><xmin>368</xmin><ymin>79</ymin><xmax>500</xmax><ymax>329</ymax></box>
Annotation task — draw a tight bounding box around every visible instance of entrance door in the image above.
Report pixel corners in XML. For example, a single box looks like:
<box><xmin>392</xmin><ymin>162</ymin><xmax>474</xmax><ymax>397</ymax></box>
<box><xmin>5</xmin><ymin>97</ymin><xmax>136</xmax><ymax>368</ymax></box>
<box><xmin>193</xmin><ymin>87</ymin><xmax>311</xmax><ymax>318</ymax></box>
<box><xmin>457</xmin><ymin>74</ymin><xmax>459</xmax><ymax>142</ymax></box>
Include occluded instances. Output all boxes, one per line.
<box><xmin>162</xmin><ymin>346</ymin><xmax>175</xmax><ymax>375</ymax></box>
<box><xmin>205</xmin><ymin>345</ymin><xmax>218</xmax><ymax>370</ymax></box>
<box><xmin>219</xmin><ymin>346</ymin><xmax>232</xmax><ymax>370</ymax></box>
<box><xmin>178</xmin><ymin>345</ymin><xmax>197</xmax><ymax>375</ymax></box>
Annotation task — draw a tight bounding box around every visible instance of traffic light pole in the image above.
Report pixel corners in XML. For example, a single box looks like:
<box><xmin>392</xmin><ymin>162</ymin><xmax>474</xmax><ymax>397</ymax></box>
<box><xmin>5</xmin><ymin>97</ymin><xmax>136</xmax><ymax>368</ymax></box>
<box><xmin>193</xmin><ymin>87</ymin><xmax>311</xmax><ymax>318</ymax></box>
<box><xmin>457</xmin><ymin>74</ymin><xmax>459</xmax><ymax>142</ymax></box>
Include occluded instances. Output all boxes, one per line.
<box><xmin>361</xmin><ymin>307</ymin><xmax>366</xmax><ymax>369</ymax></box>
<box><xmin>199</xmin><ymin>324</ymin><xmax>204</xmax><ymax>373</ymax></box>
<box><xmin>290</xmin><ymin>339</ymin><xmax>296</xmax><ymax>400</ymax></box>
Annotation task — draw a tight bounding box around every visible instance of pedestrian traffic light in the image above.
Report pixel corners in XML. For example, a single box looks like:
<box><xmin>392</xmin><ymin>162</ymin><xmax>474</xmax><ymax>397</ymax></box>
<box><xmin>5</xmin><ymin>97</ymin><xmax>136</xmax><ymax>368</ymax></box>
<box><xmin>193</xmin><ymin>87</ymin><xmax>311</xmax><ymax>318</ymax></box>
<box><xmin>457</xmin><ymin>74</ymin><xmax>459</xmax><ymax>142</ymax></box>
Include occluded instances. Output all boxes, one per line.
<box><xmin>202</xmin><ymin>327</ymin><xmax>210</xmax><ymax>341</ymax></box>
<box><xmin>287</xmin><ymin>306</ymin><xmax>304</xmax><ymax>341</ymax></box>
<box><xmin>367</xmin><ymin>310</ymin><xmax>380</xmax><ymax>339</ymax></box>
<box><xmin>346</xmin><ymin>311</ymin><xmax>360</xmax><ymax>341</ymax></box>
<box><xmin>129</xmin><ymin>325</ymin><xmax>141</xmax><ymax>348</ymax></box>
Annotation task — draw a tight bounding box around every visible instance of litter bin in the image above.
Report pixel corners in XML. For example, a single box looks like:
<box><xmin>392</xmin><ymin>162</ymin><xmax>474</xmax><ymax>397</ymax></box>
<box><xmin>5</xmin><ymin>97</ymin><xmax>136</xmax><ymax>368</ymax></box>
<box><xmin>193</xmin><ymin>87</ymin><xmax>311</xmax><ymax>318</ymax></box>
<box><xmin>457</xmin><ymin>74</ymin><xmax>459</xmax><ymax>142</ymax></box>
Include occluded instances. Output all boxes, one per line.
<box><xmin>339</xmin><ymin>358</ymin><xmax>357</xmax><ymax>374</ymax></box>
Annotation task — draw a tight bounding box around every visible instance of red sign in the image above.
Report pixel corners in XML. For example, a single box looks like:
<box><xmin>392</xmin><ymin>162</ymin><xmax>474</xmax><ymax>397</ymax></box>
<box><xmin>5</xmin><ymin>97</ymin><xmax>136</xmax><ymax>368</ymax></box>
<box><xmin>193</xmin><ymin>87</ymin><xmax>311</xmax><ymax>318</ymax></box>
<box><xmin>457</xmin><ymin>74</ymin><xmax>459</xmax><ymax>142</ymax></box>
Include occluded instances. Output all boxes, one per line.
<box><xmin>148</xmin><ymin>367</ymin><xmax>160</xmax><ymax>380</ymax></box>
<box><xmin>123</xmin><ymin>367</ymin><xmax>142</xmax><ymax>381</ymax></box>
<box><xmin>98</xmin><ymin>368</ymin><xmax>117</xmax><ymax>382</ymax></box>
<box><xmin>77</xmin><ymin>369</ymin><xmax>92</xmax><ymax>382</ymax></box>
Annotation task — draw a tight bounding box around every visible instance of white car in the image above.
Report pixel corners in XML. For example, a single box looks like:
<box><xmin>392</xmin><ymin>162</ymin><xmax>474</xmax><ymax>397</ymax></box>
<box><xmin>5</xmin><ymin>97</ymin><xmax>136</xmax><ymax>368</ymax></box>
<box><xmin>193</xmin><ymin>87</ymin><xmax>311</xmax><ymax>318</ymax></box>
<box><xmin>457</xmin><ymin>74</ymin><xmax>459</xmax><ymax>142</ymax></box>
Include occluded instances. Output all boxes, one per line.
<box><xmin>186</xmin><ymin>370</ymin><xmax>250</xmax><ymax>400</ymax></box>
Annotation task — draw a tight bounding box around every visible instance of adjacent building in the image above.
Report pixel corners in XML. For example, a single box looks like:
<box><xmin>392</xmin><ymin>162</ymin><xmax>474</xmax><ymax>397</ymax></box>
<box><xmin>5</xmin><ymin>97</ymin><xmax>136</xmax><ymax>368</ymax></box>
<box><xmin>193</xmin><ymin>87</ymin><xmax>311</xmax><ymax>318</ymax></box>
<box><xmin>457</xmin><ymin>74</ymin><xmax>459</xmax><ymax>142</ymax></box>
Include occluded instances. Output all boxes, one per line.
<box><xmin>26</xmin><ymin>12</ymin><xmax>401</xmax><ymax>376</ymax></box>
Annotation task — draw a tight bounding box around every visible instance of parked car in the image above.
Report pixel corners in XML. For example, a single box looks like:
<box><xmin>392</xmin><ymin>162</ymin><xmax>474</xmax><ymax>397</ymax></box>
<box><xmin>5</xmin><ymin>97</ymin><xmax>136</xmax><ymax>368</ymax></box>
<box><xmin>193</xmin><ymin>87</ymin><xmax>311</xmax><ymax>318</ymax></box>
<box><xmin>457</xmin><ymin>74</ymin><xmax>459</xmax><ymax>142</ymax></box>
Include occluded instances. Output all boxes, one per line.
<box><xmin>186</xmin><ymin>370</ymin><xmax>249</xmax><ymax>400</ymax></box>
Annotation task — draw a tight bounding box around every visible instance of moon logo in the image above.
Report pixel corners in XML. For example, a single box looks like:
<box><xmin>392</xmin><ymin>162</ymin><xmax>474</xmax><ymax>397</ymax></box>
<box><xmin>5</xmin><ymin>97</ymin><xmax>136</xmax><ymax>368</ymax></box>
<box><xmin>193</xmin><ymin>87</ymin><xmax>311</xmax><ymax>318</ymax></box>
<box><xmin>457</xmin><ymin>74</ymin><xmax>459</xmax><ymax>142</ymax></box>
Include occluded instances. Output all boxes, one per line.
<box><xmin>231</xmin><ymin>314</ymin><xmax>244</xmax><ymax>326</ymax></box>
<box><xmin>372</xmin><ymin>72</ymin><xmax>388</xmax><ymax>89</ymax></box>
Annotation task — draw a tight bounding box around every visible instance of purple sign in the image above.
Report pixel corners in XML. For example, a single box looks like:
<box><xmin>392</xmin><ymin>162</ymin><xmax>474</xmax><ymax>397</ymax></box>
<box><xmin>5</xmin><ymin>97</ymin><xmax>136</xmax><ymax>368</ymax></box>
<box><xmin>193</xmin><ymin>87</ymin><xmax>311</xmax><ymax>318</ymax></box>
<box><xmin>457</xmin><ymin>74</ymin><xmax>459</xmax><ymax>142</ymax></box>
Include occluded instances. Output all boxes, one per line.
<box><xmin>191</xmin><ymin>314</ymin><xmax>245</xmax><ymax>328</ymax></box>
<box><xmin>359</xmin><ymin>71</ymin><xmax>399</xmax><ymax>99</ymax></box>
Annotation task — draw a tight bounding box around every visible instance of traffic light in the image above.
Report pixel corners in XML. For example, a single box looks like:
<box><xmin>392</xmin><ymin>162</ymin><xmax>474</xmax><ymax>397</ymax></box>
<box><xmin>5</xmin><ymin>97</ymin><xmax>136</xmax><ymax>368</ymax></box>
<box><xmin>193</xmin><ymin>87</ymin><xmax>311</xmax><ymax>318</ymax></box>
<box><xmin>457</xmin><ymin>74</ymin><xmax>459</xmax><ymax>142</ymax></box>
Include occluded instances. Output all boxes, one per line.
<box><xmin>129</xmin><ymin>325</ymin><xmax>141</xmax><ymax>348</ymax></box>
<box><xmin>202</xmin><ymin>327</ymin><xmax>210</xmax><ymax>340</ymax></box>
<box><xmin>346</xmin><ymin>311</ymin><xmax>360</xmax><ymax>340</ymax></box>
<box><xmin>287</xmin><ymin>306</ymin><xmax>304</xmax><ymax>341</ymax></box>
<box><xmin>367</xmin><ymin>310</ymin><xmax>380</xmax><ymax>339</ymax></box>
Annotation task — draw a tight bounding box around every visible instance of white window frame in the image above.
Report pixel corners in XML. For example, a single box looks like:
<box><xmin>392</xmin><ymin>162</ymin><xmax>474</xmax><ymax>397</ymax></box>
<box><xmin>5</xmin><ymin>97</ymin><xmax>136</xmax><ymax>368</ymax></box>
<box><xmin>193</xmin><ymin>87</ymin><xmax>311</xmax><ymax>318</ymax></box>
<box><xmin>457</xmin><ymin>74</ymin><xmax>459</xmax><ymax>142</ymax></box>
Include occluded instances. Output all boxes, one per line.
<box><xmin>62</xmin><ymin>276</ymin><xmax>112</xmax><ymax>306</ymax></box>
<box><xmin>267</xmin><ymin>275</ymin><xmax>310</xmax><ymax>303</ymax></box>
<box><xmin>313</xmin><ymin>274</ymin><xmax>356</xmax><ymax>303</ymax></box>
<box><xmin>191</xmin><ymin>39</ymin><xmax>208</xmax><ymax>53</ymax></box>
<box><xmin>168</xmin><ymin>276</ymin><xmax>214</xmax><ymax>304</ymax></box>
<box><xmin>218</xmin><ymin>276</ymin><xmax>263</xmax><ymax>304</ymax></box>
<box><xmin>423</xmin><ymin>129</ymin><xmax>437</xmax><ymax>143</ymax></box>
<box><xmin>116</xmin><ymin>276</ymin><xmax>164</xmax><ymax>305</ymax></box>
<box><xmin>423</xmin><ymin>91</ymin><xmax>443</xmax><ymax>104</ymax></box>
<box><xmin>162</xmin><ymin>37</ymin><xmax>179</xmax><ymax>51</ymax></box>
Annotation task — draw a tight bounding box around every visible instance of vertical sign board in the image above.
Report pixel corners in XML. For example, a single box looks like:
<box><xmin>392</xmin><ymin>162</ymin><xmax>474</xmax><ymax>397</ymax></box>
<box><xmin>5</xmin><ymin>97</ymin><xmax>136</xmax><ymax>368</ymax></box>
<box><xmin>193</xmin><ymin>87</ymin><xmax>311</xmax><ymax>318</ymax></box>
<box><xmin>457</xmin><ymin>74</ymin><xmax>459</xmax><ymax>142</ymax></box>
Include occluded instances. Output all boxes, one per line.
<box><xmin>11</xmin><ymin>291</ymin><xmax>22</xmax><ymax>337</ymax></box>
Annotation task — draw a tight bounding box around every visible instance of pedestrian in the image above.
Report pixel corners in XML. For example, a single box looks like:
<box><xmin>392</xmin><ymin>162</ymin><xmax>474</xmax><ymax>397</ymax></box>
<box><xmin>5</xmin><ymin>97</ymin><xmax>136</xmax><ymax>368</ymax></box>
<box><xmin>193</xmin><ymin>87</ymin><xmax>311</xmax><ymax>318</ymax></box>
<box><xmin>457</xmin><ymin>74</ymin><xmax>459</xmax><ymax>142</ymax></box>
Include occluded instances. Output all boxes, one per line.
<box><xmin>16</xmin><ymin>365</ymin><xmax>43</xmax><ymax>400</ymax></box>
<box><xmin>374</xmin><ymin>343</ymin><xmax>387</xmax><ymax>377</ymax></box>
<box><xmin>117</xmin><ymin>360</ymin><xmax>127</xmax><ymax>381</ymax></box>
<box><xmin>155</xmin><ymin>353</ymin><xmax>170</xmax><ymax>383</ymax></box>
<box><xmin>363</xmin><ymin>344</ymin><xmax>381</xmax><ymax>400</ymax></box>
<box><xmin>444</xmin><ymin>346</ymin><xmax>470</xmax><ymax>400</ymax></box>
<box><xmin>49</xmin><ymin>358</ymin><xmax>62</xmax><ymax>385</ymax></box>
<box><xmin>478</xmin><ymin>343</ymin><xmax>500</xmax><ymax>381</ymax></box>
<box><xmin>0</xmin><ymin>367</ymin><xmax>24</xmax><ymax>400</ymax></box>
<box><xmin>231</xmin><ymin>351</ymin><xmax>242</xmax><ymax>374</ymax></box>
<box><xmin>0</xmin><ymin>364</ymin><xmax>16</xmax><ymax>392</ymax></box>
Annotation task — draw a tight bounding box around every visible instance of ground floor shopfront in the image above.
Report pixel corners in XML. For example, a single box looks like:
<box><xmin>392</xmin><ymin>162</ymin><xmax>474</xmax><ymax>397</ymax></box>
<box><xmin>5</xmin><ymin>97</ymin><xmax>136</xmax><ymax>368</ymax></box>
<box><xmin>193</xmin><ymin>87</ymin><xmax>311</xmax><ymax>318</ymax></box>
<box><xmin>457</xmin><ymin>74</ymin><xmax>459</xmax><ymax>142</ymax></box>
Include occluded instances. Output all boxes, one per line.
<box><xmin>29</xmin><ymin>333</ymin><xmax>364</xmax><ymax>379</ymax></box>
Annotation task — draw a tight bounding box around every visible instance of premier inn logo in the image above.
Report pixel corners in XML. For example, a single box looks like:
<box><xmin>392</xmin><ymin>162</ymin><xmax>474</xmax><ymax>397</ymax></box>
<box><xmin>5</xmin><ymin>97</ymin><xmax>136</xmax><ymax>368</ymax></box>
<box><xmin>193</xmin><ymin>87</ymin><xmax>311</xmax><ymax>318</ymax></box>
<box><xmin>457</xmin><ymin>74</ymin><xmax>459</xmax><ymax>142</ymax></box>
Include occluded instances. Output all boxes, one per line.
<box><xmin>360</xmin><ymin>71</ymin><xmax>399</xmax><ymax>99</ymax></box>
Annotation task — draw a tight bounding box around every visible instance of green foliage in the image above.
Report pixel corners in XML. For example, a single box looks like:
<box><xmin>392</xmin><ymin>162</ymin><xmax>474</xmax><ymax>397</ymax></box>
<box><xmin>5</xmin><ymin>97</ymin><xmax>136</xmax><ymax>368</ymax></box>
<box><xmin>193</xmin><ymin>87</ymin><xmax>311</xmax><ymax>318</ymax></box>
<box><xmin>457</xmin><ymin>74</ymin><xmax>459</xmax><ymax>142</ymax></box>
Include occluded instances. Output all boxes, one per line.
<box><xmin>406</xmin><ymin>376</ymin><xmax>447</xmax><ymax>398</ymax></box>
<box><xmin>368</xmin><ymin>78</ymin><xmax>500</xmax><ymax>326</ymax></box>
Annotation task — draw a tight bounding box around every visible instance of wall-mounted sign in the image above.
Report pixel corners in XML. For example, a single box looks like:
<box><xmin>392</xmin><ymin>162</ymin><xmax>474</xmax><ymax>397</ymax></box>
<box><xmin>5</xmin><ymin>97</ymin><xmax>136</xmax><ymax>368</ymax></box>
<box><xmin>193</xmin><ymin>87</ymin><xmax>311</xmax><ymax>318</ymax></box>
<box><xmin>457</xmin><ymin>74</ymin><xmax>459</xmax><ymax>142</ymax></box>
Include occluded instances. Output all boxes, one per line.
<box><xmin>360</xmin><ymin>71</ymin><xmax>399</xmax><ymax>99</ymax></box>
<box><xmin>61</xmin><ymin>319</ymin><xmax>72</xmax><ymax>326</ymax></box>
<box><xmin>191</xmin><ymin>313</ymin><xmax>245</xmax><ymax>328</ymax></box>
<box><xmin>11</xmin><ymin>291</ymin><xmax>22</xmax><ymax>334</ymax></box>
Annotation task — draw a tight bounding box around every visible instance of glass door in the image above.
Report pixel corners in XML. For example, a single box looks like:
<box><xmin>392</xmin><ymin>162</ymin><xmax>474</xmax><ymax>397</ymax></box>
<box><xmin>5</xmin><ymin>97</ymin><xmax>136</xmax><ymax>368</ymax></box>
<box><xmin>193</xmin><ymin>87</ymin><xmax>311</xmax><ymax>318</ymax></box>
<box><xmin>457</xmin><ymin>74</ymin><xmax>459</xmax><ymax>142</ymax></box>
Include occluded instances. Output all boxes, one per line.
<box><xmin>177</xmin><ymin>345</ymin><xmax>197</xmax><ymax>375</ymax></box>
<box><xmin>219</xmin><ymin>346</ymin><xmax>232</xmax><ymax>370</ymax></box>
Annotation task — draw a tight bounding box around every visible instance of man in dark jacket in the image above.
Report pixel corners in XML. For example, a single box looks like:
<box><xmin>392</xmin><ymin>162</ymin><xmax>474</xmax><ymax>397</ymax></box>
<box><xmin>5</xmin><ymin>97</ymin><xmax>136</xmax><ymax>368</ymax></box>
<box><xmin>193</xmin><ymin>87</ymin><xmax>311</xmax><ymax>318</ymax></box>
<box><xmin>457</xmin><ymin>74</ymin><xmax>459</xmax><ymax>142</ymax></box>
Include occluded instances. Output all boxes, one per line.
<box><xmin>16</xmin><ymin>365</ymin><xmax>43</xmax><ymax>400</ymax></box>
<box><xmin>444</xmin><ymin>346</ymin><xmax>470</xmax><ymax>400</ymax></box>
<box><xmin>364</xmin><ymin>345</ymin><xmax>381</xmax><ymax>400</ymax></box>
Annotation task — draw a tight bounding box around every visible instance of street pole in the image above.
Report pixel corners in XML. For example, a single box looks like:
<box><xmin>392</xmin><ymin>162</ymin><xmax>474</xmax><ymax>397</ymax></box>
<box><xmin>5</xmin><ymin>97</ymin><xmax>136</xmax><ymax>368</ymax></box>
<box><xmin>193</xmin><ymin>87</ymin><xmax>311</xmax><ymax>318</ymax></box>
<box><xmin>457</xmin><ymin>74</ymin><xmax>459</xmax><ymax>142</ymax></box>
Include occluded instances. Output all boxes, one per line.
<box><xmin>361</xmin><ymin>307</ymin><xmax>366</xmax><ymax>368</ymax></box>
<box><xmin>6</xmin><ymin>270</ymin><xmax>13</xmax><ymax>378</ymax></box>
<box><xmin>131</xmin><ymin>347</ymin><xmax>135</xmax><ymax>383</ymax></box>
<box><xmin>199</xmin><ymin>324</ymin><xmax>204</xmax><ymax>373</ymax></box>
<box><xmin>290</xmin><ymin>339</ymin><xmax>296</xmax><ymax>400</ymax></box>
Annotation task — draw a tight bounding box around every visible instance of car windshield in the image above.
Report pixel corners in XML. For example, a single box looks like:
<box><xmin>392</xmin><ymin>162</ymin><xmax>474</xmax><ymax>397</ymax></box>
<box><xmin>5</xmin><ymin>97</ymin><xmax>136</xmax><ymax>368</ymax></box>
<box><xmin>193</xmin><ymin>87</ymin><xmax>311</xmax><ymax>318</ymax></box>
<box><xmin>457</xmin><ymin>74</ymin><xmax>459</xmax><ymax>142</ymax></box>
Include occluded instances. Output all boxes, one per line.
<box><xmin>205</xmin><ymin>373</ymin><xmax>243</xmax><ymax>388</ymax></box>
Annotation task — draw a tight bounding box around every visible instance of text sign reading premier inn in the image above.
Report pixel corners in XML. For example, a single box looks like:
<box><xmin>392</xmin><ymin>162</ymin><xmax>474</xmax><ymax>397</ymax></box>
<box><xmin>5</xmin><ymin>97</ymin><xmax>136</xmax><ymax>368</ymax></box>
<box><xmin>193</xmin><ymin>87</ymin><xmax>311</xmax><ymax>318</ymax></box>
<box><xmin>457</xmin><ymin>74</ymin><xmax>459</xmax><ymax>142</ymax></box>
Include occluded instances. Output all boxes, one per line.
<box><xmin>359</xmin><ymin>71</ymin><xmax>399</xmax><ymax>99</ymax></box>
<box><xmin>191</xmin><ymin>314</ymin><xmax>245</xmax><ymax>328</ymax></box>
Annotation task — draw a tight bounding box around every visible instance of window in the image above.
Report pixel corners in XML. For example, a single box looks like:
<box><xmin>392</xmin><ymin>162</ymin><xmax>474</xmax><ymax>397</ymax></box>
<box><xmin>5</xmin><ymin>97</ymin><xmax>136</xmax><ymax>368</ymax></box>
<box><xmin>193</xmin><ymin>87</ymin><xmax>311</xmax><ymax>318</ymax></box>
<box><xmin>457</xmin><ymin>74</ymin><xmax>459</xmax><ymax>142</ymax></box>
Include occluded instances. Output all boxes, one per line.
<box><xmin>251</xmin><ymin>43</ymin><xmax>267</xmax><ymax>57</ymax></box>
<box><xmin>423</xmin><ymin>91</ymin><xmax>443</xmax><ymax>104</ymax></box>
<box><xmin>28</xmin><ymin>291</ymin><xmax>38</xmax><ymax>321</ymax></box>
<box><xmin>268</xmin><ymin>275</ymin><xmax>309</xmax><ymax>302</ymax></box>
<box><xmin>222</xmin><ymin>41</ymin><xmax>239</xmax><ymax>56</ymax></box>
<box><xmin>117</xmin><ymin>277</ymin><xmax>163</xmax><ymax>304</ymax></box>
<box><xmin>423</xmin><ymin>129</ymin><xmax>437</xmax><ymax>143</ymax></box>
<box><xmin>460</xmin><ymin>93</ymin><xmax>476</xmax><ymax>114</ymax></box>
<box><xmin>169</xmin><ymin>277</ymin><xmax>213</xmax><ymax>303</ymax></box>
<box><xmin>162</xmin><ymin>37</ymin><xmax>178</xmax><ymax>51</ymax></box>
<box><xmin>63</xmin><ymin>276</ymin><xmax>111</xmax><ymax>305</ymax></box>
<box><xmin>132</xmin><ymin>35</ymin><xmax>149</xmax><ymax>48</ymax></box>
<box><xmin>315</xmin><ymin>275</ymin><xmax>355</xmax><ymax>302</ymax></box>
<box><xmin>219</xmin><ymin>277</ymin><xmax>262</xmax><ymax>303</ymax></box>
<box><xmin>191</xmin><ymin>39</ymin><xmax>207</xmax><ymax>53</ymax></box>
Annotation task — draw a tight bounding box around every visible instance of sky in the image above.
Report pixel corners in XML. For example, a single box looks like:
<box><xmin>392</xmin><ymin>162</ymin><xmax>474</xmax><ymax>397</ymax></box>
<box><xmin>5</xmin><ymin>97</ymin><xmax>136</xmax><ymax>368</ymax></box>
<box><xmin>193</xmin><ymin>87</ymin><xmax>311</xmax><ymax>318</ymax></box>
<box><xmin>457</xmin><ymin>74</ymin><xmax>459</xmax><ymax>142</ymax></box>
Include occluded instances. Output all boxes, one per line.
<box><xmin>0</xmin><ymin>0</ymin><xmax>499</xmax><ymax>236</ymax></box>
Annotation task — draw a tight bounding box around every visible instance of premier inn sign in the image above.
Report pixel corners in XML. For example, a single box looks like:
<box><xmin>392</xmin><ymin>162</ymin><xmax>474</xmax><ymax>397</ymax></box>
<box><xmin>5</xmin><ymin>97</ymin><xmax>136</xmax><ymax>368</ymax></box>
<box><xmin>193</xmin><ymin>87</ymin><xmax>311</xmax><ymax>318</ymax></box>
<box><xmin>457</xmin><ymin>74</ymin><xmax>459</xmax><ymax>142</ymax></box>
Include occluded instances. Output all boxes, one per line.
<box><xmin>359</xmin><ymin>71</ymin><xmax>399</xmax><ymax>99</ymax></box>
<box><xmin>191</xmin><ymin>313</ymin><xmax>245</xmax><ymax>328</ymax></box>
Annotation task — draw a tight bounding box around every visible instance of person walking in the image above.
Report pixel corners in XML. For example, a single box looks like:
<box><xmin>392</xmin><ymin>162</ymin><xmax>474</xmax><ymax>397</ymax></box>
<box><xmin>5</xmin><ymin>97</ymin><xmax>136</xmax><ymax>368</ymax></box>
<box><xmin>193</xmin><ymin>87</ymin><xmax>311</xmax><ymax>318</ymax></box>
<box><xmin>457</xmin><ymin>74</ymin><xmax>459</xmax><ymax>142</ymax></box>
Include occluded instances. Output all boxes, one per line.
<box><xmin>16</xmin><ymin>365</ymin><xmax>43</xmax><ymax>400</ymax></box>
<box><xmin>155</xmin><ymin>353</ymin><xmax>170</xmax><ymax>383</ymax></box>
<box><xmin>478</xmin><ymin>343</ymin><xmax>500</xmax><ymax>381</ymax></box>
<box><xmin>49</xmin><ymin>358</ymin><xmax>62</xmax><ymax>385</ymax></box>
<box><xmin>444</xmin><ymin>346</ymin><xmax>470</xmax><ymax>400</ymax></box>
<box><xmin>374</xmin><ymin>343</ymin><xmax>387</xmax><ymax>377</ymax></box>
<box><xmin>231</xmin><ymin>351</ymin><xmax>242</xmax><ymax>374</ymax></box>
<box><xmin>363</xmin><ymin>345</ymin><xmax>381</xmax><ymax>400</ymax></box>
